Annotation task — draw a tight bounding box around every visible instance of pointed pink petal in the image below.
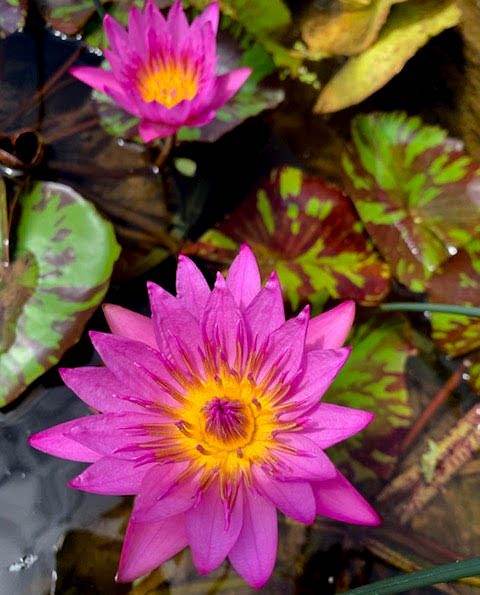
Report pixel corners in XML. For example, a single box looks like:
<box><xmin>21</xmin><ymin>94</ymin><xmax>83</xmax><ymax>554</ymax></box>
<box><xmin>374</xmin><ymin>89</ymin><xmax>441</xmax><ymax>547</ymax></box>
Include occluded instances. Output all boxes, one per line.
<box><xmin>69</xmin><ymin>458</ymin><xmax>153</xmax><ymax>495</ymax></box>
<box><xmin>59</xmin><ymin>367</ymin><xmax>144</xmax><ymax>413</ymax></box>
<box><xmin>103</xmin><ymin>14</ymin><xmax>127</xmax><ymax>52</ymax></box>
<box><xmin>127</xmin><ymin>5</ymin><xmax>146</xmax><ymax>51</ymax></box>
<box><xmin>210</xmin><ymin>68</ymin><xmax>252</xmax><ymax>111</ymax></box>
<box><xmin>202</xmin><ymin>273</ymin><xmax>246</xmax><ymax>368</ymax></box>
<box><xmin>253</xmin><ymin>467</ymin><xmax>316</xmax><ymax>524</ymax></box>
<box><xmin>133</xmin><ymin>463</ymin><xmax>196</xmax><ymax>522</ymax></box>
<box><xmin>28</xmin><ymin>419</ymin><xmax>102</xmax><ymax>462</ymax></box>
<box><xmin>312</xmin><ymin>471</ymin><xmax>381</xmax><ymax>526</ymax></box>
<box><xmin>226</xmin><ymin>244</ymin><xmax>261</xmax><ymax>309</ymax></box>
<box><xmin>147</xmin><ymin>281</ymin><xmax>204</xmax><ymax>373</ymax></box>
<box><xmin>185</xmin><ymin>483</ymin><xmax>243</xmax><ymax>574</ymax></box>
<box><xmin>284</xmin><ymin>348</ymin><xmax>351</xmax><ymax>418</ymax></box>
<box><xmin>70</xmin><ymin>66</ymin><xmax>120</xmax><ymax>94</ymax></box>
<box><xmin>259</xmin><ymin>306</ymin><xmax>310</xmax><ymax>384</ymax></box>
<box><xmin>244</xmin><ymin>271</ymin><xmax>285</xmax><ymax>346</ymax></box>
<box><xmin>89</xmin><ymin>332</ymin><xmax>179</xmax><ymax>406</ymax></box>
<box><xmin>103</xmin><ymin>304</ymin><xmax>157</xmax><ymax>350</ymax></box>
<box><xmin>138</xmin><ymin>120</ymin><xmax>177</xmax><ymax>142</ymax></box>
<box><xmin>276</xmin><ymin>434</ymin><xmax>337</xmax><ymax>482</ymax></box>
<box><xmin>306</xmin><ymin>301</ymin><xmax>355</xmax><ymax>351</ymax></box>
<box><xmin>192</xmin><ymin>2</ymin><xmax>219</xmax><ymax>35</ymax></box>
<box><xmin>305</xmin><ymin>403</ymin><xmax>374</xmax><ymax>449</ymax></box>
<box><xmin>116</xmin><ymin>514</ymin><xmax>188</xmax><ymax>582</ymax></box>
<box><xmin>167</xmin><ymin>0</ymin><xmax>189</xmax><ymax>39</ymax></box>
<box><xmin>228</xmin><ymin>490</ymin><xmax>277</xmax><ymax>589</ymax></box>
<box><xmin>176</xmin><ymin>254</ymin><xmax>210</xmax><ymax>316</ymax></box>
<box><xmin>64</xmin><ymin>412</ymin><xmax>158</xmax><ymax>459</ymax></box>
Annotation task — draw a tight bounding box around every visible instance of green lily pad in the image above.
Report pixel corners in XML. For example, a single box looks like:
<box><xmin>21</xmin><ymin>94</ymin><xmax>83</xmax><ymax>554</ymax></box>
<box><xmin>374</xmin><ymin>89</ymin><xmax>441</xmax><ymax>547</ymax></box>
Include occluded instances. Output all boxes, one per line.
<box><xmin>427</xmin><ymin>239</ymin><xmax>480</xmax><ymax>358</ymax></box>
<box><xmin>186</xmin><ymin>166</ymin><xmax>391</xmax><ymax>310</ymax></box>
<box><xmin>327</xmin><ymin>315</ymin><xmax>414</xmax><ymax>482</ymax></box>
<box><xmin>0</xmin><ymin>181</ymin><xmax>120</xmax><ymax>407</ymax></box>
<box><xmin>342</xmin><ymin>112</ymin><xmax>480</xmax><ymax>293</ymax></box>
<box><xmin>314</xmin><ymin>0</ymin><xmax>461</xmax><ymax>113</ymax></box>
<box><xmin>0</xmin><ymin>0</ymin><xmax>26</xmax><ymax>38</ymax></box>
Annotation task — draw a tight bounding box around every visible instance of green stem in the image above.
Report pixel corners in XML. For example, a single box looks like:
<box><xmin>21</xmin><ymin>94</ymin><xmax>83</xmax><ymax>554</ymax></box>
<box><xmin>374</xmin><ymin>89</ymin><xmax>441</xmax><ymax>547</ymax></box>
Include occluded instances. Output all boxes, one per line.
<box><xmin>380</xmin><ymin>302</ymin><xmax>480</xmax><ymax>318</ymax></box>
<box><xmin>344</xmin><ymin>558</ymin><xmax>480</xmax><ymax>595</ymax></box>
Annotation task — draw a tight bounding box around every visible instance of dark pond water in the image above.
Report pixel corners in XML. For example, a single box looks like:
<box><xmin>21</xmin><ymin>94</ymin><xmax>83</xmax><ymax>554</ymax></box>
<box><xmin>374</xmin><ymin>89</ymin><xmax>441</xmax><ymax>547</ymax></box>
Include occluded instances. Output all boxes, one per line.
<box><xmin>1</xmin><ymin>12</ymin><xmax>479</xmax><ymax>595</ymax></box>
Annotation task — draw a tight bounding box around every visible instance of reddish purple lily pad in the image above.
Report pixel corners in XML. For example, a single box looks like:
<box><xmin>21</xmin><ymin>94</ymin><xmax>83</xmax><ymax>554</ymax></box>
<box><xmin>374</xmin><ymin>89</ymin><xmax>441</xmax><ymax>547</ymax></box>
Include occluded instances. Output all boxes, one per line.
<box><xmin>186</xmin><ymin>166</ymin><xmax>391</xmax><ymax>309</ymax></box>
<box><xmin>342</xmin><ymin>112</ymin><xmax>480</xmax><ymax>292</ymax></box>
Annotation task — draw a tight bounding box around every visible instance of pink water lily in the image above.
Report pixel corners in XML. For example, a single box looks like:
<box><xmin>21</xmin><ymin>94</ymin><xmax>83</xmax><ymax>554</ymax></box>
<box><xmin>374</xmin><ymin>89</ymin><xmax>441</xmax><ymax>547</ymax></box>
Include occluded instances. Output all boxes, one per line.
<box><xmin>29</xmin><ymin>245</ymin><xmax>380</xmax><ymax>588</ymax></box>
<box><xmin>70</xmin><ymin>0</ymin><xmax>251</xmax><ymax>142</ymax></box>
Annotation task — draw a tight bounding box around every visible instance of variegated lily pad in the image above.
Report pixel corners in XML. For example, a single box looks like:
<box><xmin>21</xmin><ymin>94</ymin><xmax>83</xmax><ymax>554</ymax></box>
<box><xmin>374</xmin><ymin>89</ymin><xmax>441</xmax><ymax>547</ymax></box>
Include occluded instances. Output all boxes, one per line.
<box><xmin>186</xmin><ymin>166</ymin><xmax>390</xmax><ymax>310</ymax></box>
<box><xmin>0</xmin><ymin>0</ymin><xmax>26</xmax><ymax>38</ymax></box>
<box><xmin>342</xmin><ymin>112</ymin><xmax>480</xmax><ymax>292</ymax></box>
<box><xmin>0</xmin><ymin>181</ymin><xmax>120</xmax><ymax>406</ymax></box>
<box><xmin>36</xmin><ymin>0</ymin><xmax>99</xmax><ymax>35</ymax></box>
<box><xmin>327</xmin><ymin>315</ymin><xmax>414</xmax><ymax>482</ymax></box>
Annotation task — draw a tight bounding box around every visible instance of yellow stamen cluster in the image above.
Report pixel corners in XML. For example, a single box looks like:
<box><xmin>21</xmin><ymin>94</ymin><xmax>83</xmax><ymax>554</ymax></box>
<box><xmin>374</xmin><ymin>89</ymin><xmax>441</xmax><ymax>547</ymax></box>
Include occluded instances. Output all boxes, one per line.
<box><xmin>137</xmin><ymin>59</ymin><xmax>199</xmax><ymax>108</ymax></box>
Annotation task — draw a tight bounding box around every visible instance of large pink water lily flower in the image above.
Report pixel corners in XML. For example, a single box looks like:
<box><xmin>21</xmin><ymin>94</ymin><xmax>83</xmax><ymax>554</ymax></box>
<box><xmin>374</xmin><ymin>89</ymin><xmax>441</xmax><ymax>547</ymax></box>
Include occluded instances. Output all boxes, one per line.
<box><xmin>70</xmin><ymin>0</ymin><xmax>251</xmax><ymax>142</ymax></box>
<box><xmin>29</xmin><ymin>246</ymin><xmax>380</xmax><ymax>588</ymax></box>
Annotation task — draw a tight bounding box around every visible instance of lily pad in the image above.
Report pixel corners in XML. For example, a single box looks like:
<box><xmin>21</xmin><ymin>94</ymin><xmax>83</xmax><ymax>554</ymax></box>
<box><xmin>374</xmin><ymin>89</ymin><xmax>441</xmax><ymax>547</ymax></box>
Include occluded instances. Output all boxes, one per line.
<box><xmin>314</xmin><ymin>0</ymin><xmax>461</xmax><ymax>113</ymax></box>
<box><xmin>0</xmin><ymin>181</ymin><xmax>120</xmax><ymax>407</ymax></box>
<box><xmin>186</xmin><ymin>166</ymin><xmax>391</xmax><ymax>310</ymax></box>
<box><xmin>36</xmin><ymin>0</ymin><xmax>99</xmax><ymax>35</ymax></box>
<box><xmin>427</xmin><ymin>239</ymin><xmax>480</xmax><ymax>358</ymax></box>
<box><xmin>342</xmin><ymin>112</ymin><xmax>480</xmax><ymax>292</ymax></box>
<box><xmin>301</xmin><ymin>0</ymin><xmax>406</xmax><ymax>57</ymax></box>
<box><xmin>0</xmin><ymin>0</ymin><xmax>26</xmax><ymax>38</ymax></box>
<box><xmin>327</xmin><ymin>315</ymin><xmax>414</xmax><ymax>482</ymax></box>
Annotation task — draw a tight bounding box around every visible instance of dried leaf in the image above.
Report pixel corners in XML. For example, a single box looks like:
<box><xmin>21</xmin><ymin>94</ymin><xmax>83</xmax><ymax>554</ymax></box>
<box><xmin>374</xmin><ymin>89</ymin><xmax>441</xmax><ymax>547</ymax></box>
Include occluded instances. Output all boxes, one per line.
<box><xmin>186</xmin><ymin>166</ymin><xmax>391</xmax><ymax>310</ymax></box>
<box><xmin>342</xmin><ymin>112</ymin><xmax>480</xmax><ymax>292</ymax></box>
<box><xmin>0</xmin><ymin>181</ymin><xmax>120</xmax><ymax>406</ymax></box>
<box><xmin>314</xmin><ymin>0</ymin><xmax>461</xmax><ymax>113</ymax></box>
<box><xmin>327</xmin><ymin>316</ymin><xmax>414</xmax><ymax>482</ymax></box>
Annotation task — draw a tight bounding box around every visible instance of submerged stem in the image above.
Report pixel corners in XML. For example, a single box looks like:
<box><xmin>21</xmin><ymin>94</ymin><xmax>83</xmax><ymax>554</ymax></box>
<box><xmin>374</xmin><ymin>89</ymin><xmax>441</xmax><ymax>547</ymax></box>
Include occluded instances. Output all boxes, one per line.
<box><xmin>344</xmin><ymin>557</ymin><xmax>480</xmax><ymax>595</ymax></box>
<box><xmin>154</xmin><ymin>134</ymin><xmax>176</xmax><ymax>169</ymax></box>
<box><xmin>380</xmin><ymin>302</ymin><xmax>480</xmax><ymax>318</ymax></box>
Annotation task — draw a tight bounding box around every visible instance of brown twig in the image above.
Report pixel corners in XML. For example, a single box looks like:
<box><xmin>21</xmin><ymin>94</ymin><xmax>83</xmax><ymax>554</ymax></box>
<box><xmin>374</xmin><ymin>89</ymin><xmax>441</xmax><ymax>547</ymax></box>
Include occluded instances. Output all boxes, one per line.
<box><xmin>154</xmin><ymin>134</ymin><xmax>176</xmax><ymax>169</ymax></box>
<box><xmin>43</xmin><ymin>117</ymin><xmax>100</xmax><ymax>144</ymax></box>
<box><xmin>400</xmin><ymin>363</ymin><xmax>467</xmax><ymax>454</ymax></box>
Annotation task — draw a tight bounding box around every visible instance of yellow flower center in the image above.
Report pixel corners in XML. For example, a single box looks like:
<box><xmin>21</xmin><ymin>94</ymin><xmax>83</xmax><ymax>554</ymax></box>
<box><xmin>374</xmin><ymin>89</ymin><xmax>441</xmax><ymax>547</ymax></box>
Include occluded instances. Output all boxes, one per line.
<box><xmin>137</xmin><ymin>60</ymin><xmax>199</xmax><ymax>108</ymax></box>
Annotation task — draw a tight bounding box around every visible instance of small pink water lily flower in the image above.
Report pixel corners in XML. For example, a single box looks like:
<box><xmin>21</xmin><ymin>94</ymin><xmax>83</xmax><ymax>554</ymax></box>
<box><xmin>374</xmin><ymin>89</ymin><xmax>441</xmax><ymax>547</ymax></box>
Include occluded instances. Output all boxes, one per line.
<box><xmin>29</xmin><ymin>245</ymin><xmax>380</xmax><ymax>588</ymax></box>
<box><xmin>70</xmin><ymin>0</ymin><xmax>251</xmax><ymax>142</ymax></box>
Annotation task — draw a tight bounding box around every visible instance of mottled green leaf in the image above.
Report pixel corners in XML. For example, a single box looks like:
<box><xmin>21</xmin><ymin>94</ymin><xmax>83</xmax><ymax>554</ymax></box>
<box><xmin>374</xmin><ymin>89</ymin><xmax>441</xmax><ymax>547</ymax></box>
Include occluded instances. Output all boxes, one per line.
<box><xmin>342</xmin><ymin>112</ymin><xmax>480</xmax><ymax>292</ymax></box>
<box><xmin>314</xmin><ymin>0</ymin><xmax>460</xmax><ymax>113</ymax></box>
<box><xmin>0</xmin><ymin>0</ymin><xmax>26</xmax><ymax>38</ymax></box>
<box><xmin>36</xmin><ymin>0</ymin><xmax>99</xmax><ymax>35</ymax></box>
<box><xmin>186</xmin><ymin>166</ymin><xmax>390</xmax><ymax>310</ymax></box>
<box><xmin>0</xmin><ymin>182</ymin><xmax>120</xmax><ymax>406</ymax></box>
<box><xmin>327</xmin><ymin>316</ymin><xmax>414</xmax><ymax>482</ymax></box>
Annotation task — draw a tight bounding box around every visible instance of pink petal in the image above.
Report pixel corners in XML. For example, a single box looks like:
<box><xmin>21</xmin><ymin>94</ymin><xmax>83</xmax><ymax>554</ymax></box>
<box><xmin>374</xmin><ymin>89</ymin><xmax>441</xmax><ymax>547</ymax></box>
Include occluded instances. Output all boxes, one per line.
<box><xmin>228</xmin><ymin>490</ymin><xmax>277</xmax><ymax>589</ymax></box>
<box><xmin>276</xmin><ymin>434</ymin><xmax>337</xmax><ymax>482</ymax></box>
<box><xmin>103</xmin><ymin>304</ymin><xmax>157</xmax><ymax>350</ymax></box>
<box><xmin>226</xmin><ymin>244</ymin><xmax>261</xmax><ymax>309</ymax></box>
<box><xmin>147</xmin><ymin>281</ymin><xmax>204</xmax><ymax>374</ymax></box>
<box><xmin>176</xmin><ymin>254</ymin><xmax>210</xmax><ymax>316</ymax></box>
<box><xmin>69</xmin><ymin>458</ymin><xmax>153</xmax><ymax>495</ymax></box>
<box><xmin>210</xmin><ymin>68</ymin><xmax>252</xmax><ymax>111</ymax></box>
<box><xmin>192</xmin><ymin>2</ymin><xmax>220</xmax><ymax>35</ymax></box>
<box><xmin>244</xmin><ymin>271</ymin><xmax>285</xmax><ymax>346</ymax></box>
<box><xmin>202</xmin><ymin>273</ymin><xmax>246</xmax><ymax>368</ymax></box>
<box><xmin>284</xmin><ymin>348</ymin><xmax>351</xmax><ymax>418</ymax></box>
<box><xmin>116</xmin><ymin>514</ymin><xmax>188</xmax><ymax>582</ymax></box>
<box><xmin>167</xmin><ymin>0</ymin><xmax>189</xmax><ymax>40</ymax></box>
<box><xmin>28</xmin><ymin>419</ymin><xmax>102</xmax><ymax>462</ymax></box>
<box><xmin>103</xmin><ymin>14</ymin><xmax>127</xmax><ymax>52</ymax></box>
<box><xmin>127</xmin><ymin>5</ymin><xmax>146</xmax><ymax>52</ymax></box>
<box><xmin>138</xmin><ymin>120</ymin><xmax>178</xmax><ymax>142</ymax></box>
<box><xmin>89</xmin><ymin>331</ymin><xmax>179</xmax><ymax>406</ymax></box>
<box><xmin>185</xmin><ymin>483</ymin><xmax>243</xmax><ymax>574</ymax></box>
<box><xmin>59</xmin><ymin>367</ymin><xmax>144</xmax><ymax>413</ymax></box>
<box><xmin>258</xmin><ymin>306</ymin><xmax>310</xmax><ymax>384</ymax></box>
<box><xmin>306</xmin><ymin>301</ymin><xmax>355</xmax><ymax>351</ymax></box>
<box><xmin>133</xmin><ymin>463</ymin><xmax>196</xmax><ymax>522</ymax></box>
<box><xmin>305</xmin><ymin>403</ymin><xmax>374</xmax><ymax>449</ymax></box>
<box><xmin>312</xmin><ymin>471</ymin><xmax>381</xmax><ymax>526</ymax></box>
<box><xmin>70</xmin><ymin>66</ymin><xmax>120</xmax><ymax>94</ymax></box>
<box><xmin>253</xmin><ymin>467</ymin><xmax>316</xmax><ymax>524</ymax></box>
<box><xmin>64</xmin><ymin>412</ymin><xmax>158</xmax><ymax>459</ymax></box>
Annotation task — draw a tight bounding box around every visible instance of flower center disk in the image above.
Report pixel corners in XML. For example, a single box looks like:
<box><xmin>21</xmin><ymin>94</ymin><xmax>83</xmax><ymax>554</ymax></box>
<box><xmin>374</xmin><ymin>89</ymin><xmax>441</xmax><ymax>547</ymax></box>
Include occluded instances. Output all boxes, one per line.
<box><xmin>202</xmin><ymin>397</ymin><xmax>254</xmax><ymax>449</ymax></box>
<box><xmin>137</xmin><ymin>59</ymin><xmax>199</xmax><ymax>108</ymax></box>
